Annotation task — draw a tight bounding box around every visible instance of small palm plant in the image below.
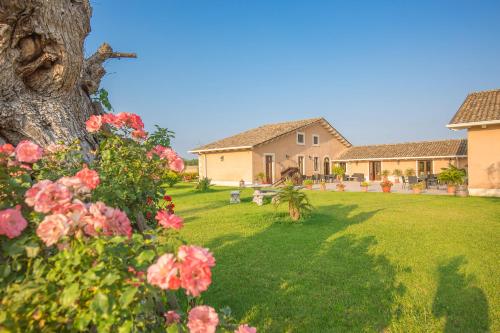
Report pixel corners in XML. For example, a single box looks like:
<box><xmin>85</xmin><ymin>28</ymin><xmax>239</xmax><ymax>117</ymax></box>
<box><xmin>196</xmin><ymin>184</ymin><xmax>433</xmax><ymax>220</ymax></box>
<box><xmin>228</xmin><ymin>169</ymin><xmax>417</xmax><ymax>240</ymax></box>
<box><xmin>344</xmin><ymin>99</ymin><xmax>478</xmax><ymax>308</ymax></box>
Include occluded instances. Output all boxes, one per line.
<box><xmin>274</xmin><ymin>181</ymin><xmax>313</xmax><ymax>221</ymax></box>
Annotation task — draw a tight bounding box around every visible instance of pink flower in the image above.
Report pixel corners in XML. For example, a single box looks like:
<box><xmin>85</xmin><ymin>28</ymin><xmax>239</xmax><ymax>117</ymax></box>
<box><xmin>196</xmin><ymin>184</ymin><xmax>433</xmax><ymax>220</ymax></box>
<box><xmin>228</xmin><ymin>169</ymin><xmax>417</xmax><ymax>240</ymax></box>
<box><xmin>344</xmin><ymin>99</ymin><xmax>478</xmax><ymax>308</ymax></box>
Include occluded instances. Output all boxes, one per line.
<box><xmin>15</xmin><ymin>140</ymin><xmax>43</xmax><ymax>163</ymax></box>
<box><xmin>155</xmin><ymin>210</ymin><xmax>184</xmax><ymax>230</ymax></box>
<box><xmin>132</xmin><ymin>129</ymin><xmax>147</xmax><ymax>140</ymax></box>
<box><xmin>102</xmin><ymin>113</ymin><xmax>123</xmax><ymax>128</ymax></box>
<box><xmin>0</xmin><ymin>206</ymin><xmax>28</xmax><ymax>239</ymax></box>
<box><xmin>187</xmin><ymin>306</ymin><xmax>219</xmax><ymax>333</ymax></box>
<box><xmin>26</xmin><ymin>181</ymin><xmax>72</xmax><ymax>214</ymax></box>
<box><xmin>36</xmin><ymin>214</ymin><xmax>70</xmax><ymax>246</ymax></box>
<box><xmin>61</xmin><ymin>199</ymin><xmax>88</xmax><ymax>228</ymax></box>
<box><xmin>117</xmin><ymin>112</ymin><xmax>144</xmax><ymax>130</ymax></box>
<box><xmin>0</xmin><ymin>143</ymin><xmax>15</xmax><ymax>156</ymax></box>
<box><xmin>82</xmin><ymin>202</ymin><xmax>132</xmax><ymax>238</ymax></box>
<box><xmin>169</xmin><ymin>157</ymin><xmax>185</xmax><ymax>172</ymax></box>
<box><xmin>75</xmin><ymin>166</ymin><xmax>100</xmax><ymax>190</ymax></box>
<box><xmin>164</xmin><ymin>311</ymin><xmax>181</xmax><ymax>325</ymax></box>
<box><xmin>86</xmin><ymin>115</ymin><xmax>103</xmax><ymax>133</ymax></box>
<box><xmin>235</xmin><ymin>324</ymin><xmax>257</xmax><ymax>333</ymax></box>
<box><xmin>147</xmin><ymin>253</ymin><xmax>181</xmax><ymax>290</ymax></box>
<box><xmin>177</xmin><ymin>245</ymin><xmax>215</xmax><ymax>297</ymax></box>
<box><xmin>57</xmin><ymin>176</ymin><xmax>88</xmax><ymax>195</ymax></box>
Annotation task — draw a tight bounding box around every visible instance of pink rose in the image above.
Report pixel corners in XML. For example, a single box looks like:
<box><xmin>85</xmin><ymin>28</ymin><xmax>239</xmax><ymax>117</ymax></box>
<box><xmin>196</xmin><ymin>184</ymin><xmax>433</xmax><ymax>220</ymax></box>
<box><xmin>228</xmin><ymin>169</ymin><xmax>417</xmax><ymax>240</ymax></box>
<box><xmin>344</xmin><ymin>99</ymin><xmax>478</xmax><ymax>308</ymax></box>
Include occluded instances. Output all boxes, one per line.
<box><xmin>0</xmin><ymin>143</ymin><xmax>15</xmax><ymax>156</ymax></box>
<box><xmin>169</xmin><ymin>157</ymin><xmax>185</xmax><ymax>172</ymax></box>
<box><xmin>235</xmin><ymin>324</ymin><xmax>257</xmax><ymax>333</ymax></box>
<box><xmin>155</xmin><ymin>210</ymin><xmax>183</xmax><ymax>230</ymax></box>
<box><xmin>187</xmin><ymin>306</ymin><xmax>219</xmax><ymax>333</ymax></box>
<box><xmin>75</xmin><ymin>166</ymin><xmax>100</xmax><ymax>190</ymax></box>
<box><xmin>57</xmin><ymin>176</ymin><xmax>89</xmax><ymax>195</ymax></box>
<box><xmin>0</xmin><ymin>206</ymin><xmax>28</xmax><ymax>239</ymax></box>
<box><xmin>102</xmin><ymin>113</ymin><xmax>124</xmax><ymax>128</ymax></box>
<box><xmin>164</xmin><ymin>311</ymin><xmax>181</xmax><ymax>325</ymax></box>
<box><xmin>147</xmin><ymin>253</ymin><xmax>181</xmax><ymax>290</ymax></box>
<box><xmin>15</xmin><ymin>140</ymin><xmax>43</xmax><ymax>163</ymax></box>
<box><xmin>177</xmin><ymin>245</ymin><xmax>216</xmax><ymax>297</ymax></box>
<box><xmin>86</xmin><ymin>115</ymin><xmax>103</xmax><ymax>133</ymax></box>
<box><xmin>27</xmin><ymin>181</ymin><xmax>72</xmax><ymax>214</ymax></box>
<box><xmin>132</xmin><ymin>129</ymin><xmax>147</xmax><ymax>140</ymax></box>
<box><xmin>36</xmin><ymin>214</ymin><xmax>70</xmax><ymax>246</ymax></box>
<box><xmin>82</xmin><ymin>202</ymin><xmax>132</xmax><ymax>238</ymax></box>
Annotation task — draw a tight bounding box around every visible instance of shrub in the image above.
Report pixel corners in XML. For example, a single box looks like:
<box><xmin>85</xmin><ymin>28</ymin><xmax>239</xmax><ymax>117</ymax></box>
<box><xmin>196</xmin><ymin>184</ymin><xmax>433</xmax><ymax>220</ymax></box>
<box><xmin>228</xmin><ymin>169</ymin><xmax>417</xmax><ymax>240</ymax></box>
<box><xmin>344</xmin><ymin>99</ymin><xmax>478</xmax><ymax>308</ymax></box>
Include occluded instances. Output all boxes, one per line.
<box><xmin>164</xmin><ymin>170</ymin><xmax>181</xmax><ymax>187</ymax></box>
<box><xmin>411</xmin><ymin>182</ymin><xmax>425</xmax><ymax>190</ymax></box>
<box><xmin>393</xmin><ymin>169</ymin><xmax>403</xmax><ymax>177</ymax></box>
<box><xmin>196</xmin><ymin>177</ymin><xmax>212</xmax><ymax>192</ymax></box>
<box><xmin>332</xmin><ymin>165</ymin><xmax>345</xmax><ymax>181</ymax></box>
<box><xmin>303</xmin><ymin>179</ymin><xmax>313</xmax><ymax>186</ymax></box>
<box><xmin>273</xmin><ymin>182</ymin><xmax>313</xmax><ymax>221</ymax></box>
<box><xmin>380</xmin><ymin>180</ymin><xmax>393</xmax><ymax>188</ymax></box>
<box><xmin>438</xmin><ymin>165</ymin><xmax>466</xmax><ymax>185</ymax></box>
<box><xmin>405</xmin><ymin>168</ymin><xmax>416</xmax><ymax>177</ymax></box>
<box><xmin>256</xmin><ymin>172</ymin><xmax>265</xmax><ymax>183</ymax></box>
<box><xmin>0</xmin><ymin>113</ymin><xmax>255</xmax><ymax>332</ymax></box>
<box><xmin>182</xmin><ymin>172</ymin><xmax>198</xmax><ymax>182</ymax></box>
<box><xmin>360</xmin><ymin>181</ymin><xmax>370</xmax><ymax>187</ymax></box>
<box><xmin>381</xmin><ymin>169</ymin><xmax>391</xmax><ymax>178</ymax></box>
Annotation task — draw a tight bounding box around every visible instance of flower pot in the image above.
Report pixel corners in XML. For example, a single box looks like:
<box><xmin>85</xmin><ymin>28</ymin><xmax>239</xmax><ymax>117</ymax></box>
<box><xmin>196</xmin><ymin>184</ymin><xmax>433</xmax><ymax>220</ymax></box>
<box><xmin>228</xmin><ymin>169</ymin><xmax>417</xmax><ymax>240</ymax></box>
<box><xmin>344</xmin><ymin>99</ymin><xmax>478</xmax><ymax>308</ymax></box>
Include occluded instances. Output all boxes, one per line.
<box><xmin>320</xmin><ymin>183</ymin><xmax>326</xmax><ymax>191</ymax></box>
<box><xmin>382</xmin><ymin>186</ymin><xmax>392</xmax><ymax>193</ymax></box>
<box><xmin>306</xmin><ymin>184</ymin><xmax>313</xmax><ymax>190</ymax></box>
<box><xmin>361</xmin><ymin>186</ymin><xmax>368</xmax><ymax>192</ymax></box>
<box><xmin>336</xmin><ymin>185</ymin><xmax>345</xmax><ymax>192</ymax></box>
<box><xmin>412</xmin><ymin>188</ymin><xmax>421</xmax><ymax>194</ymax></box>
<box><xmin>447</xmin><ymin>185</ymin><xmax>456</xmax><ymax>194</ymax></box>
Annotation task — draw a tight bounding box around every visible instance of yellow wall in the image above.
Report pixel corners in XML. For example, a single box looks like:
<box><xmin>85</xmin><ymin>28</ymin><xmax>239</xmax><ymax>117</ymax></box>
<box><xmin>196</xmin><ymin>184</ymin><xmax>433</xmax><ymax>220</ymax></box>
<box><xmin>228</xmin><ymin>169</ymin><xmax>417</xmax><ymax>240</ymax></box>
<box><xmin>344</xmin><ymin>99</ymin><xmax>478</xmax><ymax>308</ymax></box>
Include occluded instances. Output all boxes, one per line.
<box><xmin>198</xmin><ymin>150</ymin><xmax>253</xmax><ymax>184</ymax></box>
<box><xmin>467</xmin><ymin>124</ymin><xmax>500</xmax><ymax>194</ymax></box>
<box><xmin>252</xmin><ymin>122</ymin><xmax>349</xmax><ymax>182</ymax></box>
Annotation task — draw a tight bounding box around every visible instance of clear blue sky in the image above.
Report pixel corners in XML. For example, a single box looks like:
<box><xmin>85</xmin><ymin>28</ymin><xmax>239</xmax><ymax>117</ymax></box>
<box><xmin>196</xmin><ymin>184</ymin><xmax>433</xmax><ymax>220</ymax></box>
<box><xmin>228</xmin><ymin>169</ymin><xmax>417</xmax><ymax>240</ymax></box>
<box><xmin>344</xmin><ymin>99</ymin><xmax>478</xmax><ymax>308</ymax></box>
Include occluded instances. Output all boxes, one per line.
<box><xmin>85</xmin><ymin>0</ymin><xmax>500</xmax><ymax>158</ymax></box>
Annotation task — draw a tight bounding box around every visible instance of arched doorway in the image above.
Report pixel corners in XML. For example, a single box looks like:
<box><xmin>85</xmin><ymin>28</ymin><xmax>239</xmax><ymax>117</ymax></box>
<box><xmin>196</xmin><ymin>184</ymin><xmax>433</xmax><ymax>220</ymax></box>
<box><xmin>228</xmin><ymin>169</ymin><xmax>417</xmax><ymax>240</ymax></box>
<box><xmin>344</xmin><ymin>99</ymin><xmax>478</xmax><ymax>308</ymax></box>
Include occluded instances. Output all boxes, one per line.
<box><xmin>324</xmin><ymin>157</ymin><xmax>330</xmax><ymax>175</ymax></box>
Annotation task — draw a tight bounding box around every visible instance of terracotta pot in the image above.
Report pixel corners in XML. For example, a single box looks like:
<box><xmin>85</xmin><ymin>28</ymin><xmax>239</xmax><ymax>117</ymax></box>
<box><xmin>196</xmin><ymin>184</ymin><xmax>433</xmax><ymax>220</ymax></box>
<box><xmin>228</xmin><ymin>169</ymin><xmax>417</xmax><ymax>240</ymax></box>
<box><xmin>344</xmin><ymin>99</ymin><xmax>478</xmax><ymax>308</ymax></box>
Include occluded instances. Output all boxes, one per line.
<box><xmin>306</xmin><ymin>184</ymin><xmax>313</xmax><ymax>190</ymax></box>
<box><xmin>412</xmin><ymin>188</ymin><xmax>421</xmax><ymax>194</ymax></box>
<box><xmin>361</xmin><ymin>186</ymin><xmax>368</xmax><ymax>192</ymax></box>
<box><xmin>382</xmin><ymin>186</ymin><xmax>392</xmax><ymax>193</ymax></box>
<box><xmin>336</xmin><ymin>185</ymin><xmax>345</xmax><ymax>192</ymax></box>
<box><xmin>447</xmin><ymin>185</ymin><xmax>456</xmax><ymax>194</ymax></box>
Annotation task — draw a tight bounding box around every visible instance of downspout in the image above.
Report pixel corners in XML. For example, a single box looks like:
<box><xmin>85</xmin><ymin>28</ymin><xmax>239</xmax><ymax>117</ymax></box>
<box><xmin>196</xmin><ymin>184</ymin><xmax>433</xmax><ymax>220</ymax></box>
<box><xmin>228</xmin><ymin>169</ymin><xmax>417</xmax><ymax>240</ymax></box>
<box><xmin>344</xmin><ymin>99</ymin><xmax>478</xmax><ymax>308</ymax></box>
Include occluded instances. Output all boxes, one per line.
<box><xmin>204</xmin><ymin>154</ymin><xmax>208</xmax><ymax>178</ymax></box>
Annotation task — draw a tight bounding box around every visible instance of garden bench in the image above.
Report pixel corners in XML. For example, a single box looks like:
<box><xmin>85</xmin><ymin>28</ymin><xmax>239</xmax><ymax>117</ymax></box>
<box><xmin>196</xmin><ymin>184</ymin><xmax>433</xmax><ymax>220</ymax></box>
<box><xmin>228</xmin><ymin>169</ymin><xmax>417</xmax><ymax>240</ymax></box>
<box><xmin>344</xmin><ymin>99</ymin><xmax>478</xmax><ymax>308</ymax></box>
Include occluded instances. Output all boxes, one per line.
<box><xmin>229</xmin><ymin>190</ymin><xmax>241</xmax><ymax>204</ymax></box>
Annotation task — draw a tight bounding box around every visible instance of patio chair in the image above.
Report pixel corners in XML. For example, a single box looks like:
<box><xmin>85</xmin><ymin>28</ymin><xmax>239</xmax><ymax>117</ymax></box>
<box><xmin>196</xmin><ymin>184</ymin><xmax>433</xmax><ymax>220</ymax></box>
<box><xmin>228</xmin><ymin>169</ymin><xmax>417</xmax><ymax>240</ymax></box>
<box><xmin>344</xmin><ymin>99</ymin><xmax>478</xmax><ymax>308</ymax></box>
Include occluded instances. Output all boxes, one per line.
<box><xmin>352</xmin><ymin>173</ymin><xmax>365</xmax><ymax>182</ymax></box>
<box><xmin>408</xmin><ymin>176</ymin><xmax>419</xmax><ymax>189</ymax></box>
<box><xmin>401</xmin><ymin>176</ymin><xmax>407</xmax><ymax>189</ymax></box>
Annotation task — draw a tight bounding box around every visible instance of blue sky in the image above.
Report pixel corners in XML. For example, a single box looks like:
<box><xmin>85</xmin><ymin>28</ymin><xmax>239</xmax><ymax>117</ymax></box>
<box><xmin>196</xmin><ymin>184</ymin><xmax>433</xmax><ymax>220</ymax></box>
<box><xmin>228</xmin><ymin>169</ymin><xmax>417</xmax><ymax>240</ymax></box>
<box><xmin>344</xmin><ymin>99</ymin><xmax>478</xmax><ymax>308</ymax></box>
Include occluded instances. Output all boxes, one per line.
<box><xmin>85</xmin><ymin>0</ymin><xmax>500</xmax><ymax>157</ymax></box>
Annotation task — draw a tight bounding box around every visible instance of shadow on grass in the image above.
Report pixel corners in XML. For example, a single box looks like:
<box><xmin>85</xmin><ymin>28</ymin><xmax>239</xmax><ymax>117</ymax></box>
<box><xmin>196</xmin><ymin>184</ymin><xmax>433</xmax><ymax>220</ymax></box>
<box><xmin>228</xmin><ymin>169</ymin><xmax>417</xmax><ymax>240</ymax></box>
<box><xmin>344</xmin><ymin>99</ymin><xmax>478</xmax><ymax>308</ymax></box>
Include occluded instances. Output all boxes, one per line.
<box><xmin>205</xmin><ymin>204</ymin><xmax>402</xmax><ymax>332</ymax></box>
<box><xmin>432</xmin><ymin>256</ymin><xmax>490</xmax><ymax>332</ymax></box>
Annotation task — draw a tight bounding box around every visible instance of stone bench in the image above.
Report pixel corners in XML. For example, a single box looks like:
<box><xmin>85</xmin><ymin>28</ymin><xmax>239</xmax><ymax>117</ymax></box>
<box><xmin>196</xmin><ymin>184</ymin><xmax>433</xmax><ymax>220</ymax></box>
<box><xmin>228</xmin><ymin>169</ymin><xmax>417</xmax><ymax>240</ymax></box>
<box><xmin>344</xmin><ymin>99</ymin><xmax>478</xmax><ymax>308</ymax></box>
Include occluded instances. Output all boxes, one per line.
<box><xmin>252</xmin><ymin>190</ymin><xmax>278</xmax><ymax>206</ymax></box>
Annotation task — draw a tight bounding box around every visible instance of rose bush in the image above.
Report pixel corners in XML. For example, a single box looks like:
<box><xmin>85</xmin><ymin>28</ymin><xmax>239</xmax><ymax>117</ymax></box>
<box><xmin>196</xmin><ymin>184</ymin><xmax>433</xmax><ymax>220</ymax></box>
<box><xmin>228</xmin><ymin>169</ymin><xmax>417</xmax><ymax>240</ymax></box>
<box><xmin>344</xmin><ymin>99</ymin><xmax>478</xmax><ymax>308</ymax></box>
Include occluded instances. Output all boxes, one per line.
<box><xmin>0</xmin><ymin>113</ymin><xmax>256</xmax><ymax>332</ymax></box>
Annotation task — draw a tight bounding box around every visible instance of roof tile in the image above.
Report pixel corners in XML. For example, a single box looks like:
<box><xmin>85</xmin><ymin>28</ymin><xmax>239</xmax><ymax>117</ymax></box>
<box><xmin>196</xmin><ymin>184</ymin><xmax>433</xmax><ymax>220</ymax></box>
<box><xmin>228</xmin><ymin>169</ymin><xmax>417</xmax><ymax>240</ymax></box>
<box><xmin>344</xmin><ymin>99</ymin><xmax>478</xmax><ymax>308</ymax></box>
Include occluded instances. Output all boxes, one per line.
<box><xmin>449</xmin><ymin>89</ymin><xmax>500</xmax><ymax>125</ymax></box>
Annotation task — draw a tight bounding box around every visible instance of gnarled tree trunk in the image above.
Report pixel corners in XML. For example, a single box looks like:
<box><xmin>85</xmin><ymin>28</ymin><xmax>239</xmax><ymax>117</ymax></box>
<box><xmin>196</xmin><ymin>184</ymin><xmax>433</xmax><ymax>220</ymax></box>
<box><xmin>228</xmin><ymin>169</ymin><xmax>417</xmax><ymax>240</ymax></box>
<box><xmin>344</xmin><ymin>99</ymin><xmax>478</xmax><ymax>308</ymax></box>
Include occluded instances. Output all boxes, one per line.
<box><xmin>0</xmin><ymin>0</ymin><xmax>135</xmax><ymax>151</ymax></box>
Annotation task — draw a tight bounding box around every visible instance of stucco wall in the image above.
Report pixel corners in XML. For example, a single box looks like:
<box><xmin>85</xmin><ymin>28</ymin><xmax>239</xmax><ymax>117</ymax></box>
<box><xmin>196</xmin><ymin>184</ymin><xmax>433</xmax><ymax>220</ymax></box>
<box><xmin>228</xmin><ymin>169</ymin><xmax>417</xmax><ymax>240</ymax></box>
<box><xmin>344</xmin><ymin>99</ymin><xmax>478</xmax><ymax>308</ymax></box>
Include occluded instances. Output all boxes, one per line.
<box><xmin>252</xmin><ymin>122</ymin><xmax>349</xmax><ymax>182</ymax></box>
<box><xmin>467</xmin><ymin>124</ymin><xmax>500</xmax><ymax>195</ymax></box>
<box><xmin>198</xmin><ymin>150</ymin><xmax>253</xmax><ymax>185</ymax></box>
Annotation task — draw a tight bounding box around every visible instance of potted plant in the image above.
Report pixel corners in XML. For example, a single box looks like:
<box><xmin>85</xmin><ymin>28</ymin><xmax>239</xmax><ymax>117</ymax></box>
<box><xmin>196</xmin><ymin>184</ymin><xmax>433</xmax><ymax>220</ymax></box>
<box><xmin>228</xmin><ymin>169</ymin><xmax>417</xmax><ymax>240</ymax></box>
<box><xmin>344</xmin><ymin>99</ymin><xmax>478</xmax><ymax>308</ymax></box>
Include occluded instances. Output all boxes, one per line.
<box><xmin>411</xmin><ymin>182</ymin><xmax>425</xmax><ymax>194</ymax></box>
<box><xmin>273</xmin><ymin>182</ymin><xmax>313</xmax><ymax>221</ymax></box>
<box><xmin>381</xmin><ymin>169</ymin><xmax>391</xmax><ymax>181</ymax></box>
<box><xmin>320</xmin><ymin>180</ymin><xmax>326</xmax><ymax>191</ymax></box>
<box><xmin>360</xmin><ymin>181</ymin><xmax>370</xmax><ymax>192</ymax></box>
<box><xmin>332</xmin><ymin>165</ymin><xmax>346</xmax><ymax>192</ymax></box>
<box><xmin>303</xmin><ymin>179</ymin><xmax>313</xmax><ymax>190</ymax></box>
<box><xmin>437</xmin><ymin>165</ymin><xmax>466</xmax><ymax>195</ymax></box>
<box><xmin>393</xmin><ymin>169</ymin><xmax>402</xmax><ymax>183</ymax></box>
<box><xmin>405</xmin><ymin>168</ymin><xmax>416</xmax><ymax>177</ymax></box>
<box><xmin>380</xmin><ymin>180</ymin><xmax>393</xmax><ymax>193</ymax></box>
<box><xmin>256</xmin><ymin>172</ymin><xmax>265</xmax><ymax>185</ymax></box>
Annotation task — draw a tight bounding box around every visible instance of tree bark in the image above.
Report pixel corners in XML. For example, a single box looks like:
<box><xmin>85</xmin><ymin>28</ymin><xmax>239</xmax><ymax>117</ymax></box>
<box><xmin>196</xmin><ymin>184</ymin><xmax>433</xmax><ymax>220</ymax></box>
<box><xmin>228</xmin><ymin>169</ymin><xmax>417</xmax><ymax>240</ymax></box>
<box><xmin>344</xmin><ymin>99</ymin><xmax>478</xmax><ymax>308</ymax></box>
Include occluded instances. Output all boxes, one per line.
<box><xmin>0</xmin><ymin>0</ymin><xmax>135</xmax><ymax>151</ymax></box>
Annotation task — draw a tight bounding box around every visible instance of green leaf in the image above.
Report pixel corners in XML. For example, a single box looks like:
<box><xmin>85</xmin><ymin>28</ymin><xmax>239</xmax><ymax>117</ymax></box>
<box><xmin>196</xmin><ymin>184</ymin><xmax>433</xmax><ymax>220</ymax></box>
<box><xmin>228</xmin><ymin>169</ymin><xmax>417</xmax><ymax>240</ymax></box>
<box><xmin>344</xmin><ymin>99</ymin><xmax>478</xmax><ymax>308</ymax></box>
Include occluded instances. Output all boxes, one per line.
<box><xmin>167</xmin><ymin>324</ymin><xmax>179</xmax><ymax>333</ymax></box>
<box><xmin>135</xmin><ymin>250</ymin><xmax>156</xmax><ymax>265</ymax></box>
<box><xmin>60</xmin><ymin>283</ymin><xmax>80</xmax><ymax>308</ymax></box>
<box><xmin>119</xmin><ymin>287</ymin><xmax>137</xmax><ymax>308</ymax></box>
<box><xmin>91</xmin><ymin>292</ymin><xmax>110</xmax><ymax>316</ymax></box>
<box><xmin>101</xmin><ymin>273</ymin><xmax>121</xmax><ymax>286</ymax></box>
<box><xmin>118</xmin><ymin>320</ymin><xmax>134</xmax><ymax>333</ymax></box>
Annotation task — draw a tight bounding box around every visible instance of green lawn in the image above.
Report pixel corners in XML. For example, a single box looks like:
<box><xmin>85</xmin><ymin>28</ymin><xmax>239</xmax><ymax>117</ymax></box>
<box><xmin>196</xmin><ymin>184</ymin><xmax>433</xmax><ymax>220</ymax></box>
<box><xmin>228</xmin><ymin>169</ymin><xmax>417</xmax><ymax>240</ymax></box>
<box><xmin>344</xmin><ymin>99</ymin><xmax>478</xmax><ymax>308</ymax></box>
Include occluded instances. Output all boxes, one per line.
<box><xmin>170</xmin><ymin>183</ymin><xmax>499</xmax><ymax>332</ymax></box>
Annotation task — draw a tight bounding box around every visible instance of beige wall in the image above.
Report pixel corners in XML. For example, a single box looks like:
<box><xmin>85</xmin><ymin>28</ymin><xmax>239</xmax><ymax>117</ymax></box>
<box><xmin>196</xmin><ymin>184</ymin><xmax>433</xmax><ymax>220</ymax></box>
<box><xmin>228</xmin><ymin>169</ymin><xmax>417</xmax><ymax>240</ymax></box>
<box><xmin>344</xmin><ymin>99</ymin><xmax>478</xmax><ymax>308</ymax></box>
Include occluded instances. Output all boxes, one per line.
<box><xmin>198</xmin><ymin>150</ymin><xmax>253</xmax><ymax>185</ymax></box>
<box><xmin>252</xmin><ymin>122</ymin><xmax>349</xmax><ymax>182</ymax></box>
<box><xmin>467</xmin><ymin>124</ymin><xmax>500</xmax><ymax>195</ymax></box>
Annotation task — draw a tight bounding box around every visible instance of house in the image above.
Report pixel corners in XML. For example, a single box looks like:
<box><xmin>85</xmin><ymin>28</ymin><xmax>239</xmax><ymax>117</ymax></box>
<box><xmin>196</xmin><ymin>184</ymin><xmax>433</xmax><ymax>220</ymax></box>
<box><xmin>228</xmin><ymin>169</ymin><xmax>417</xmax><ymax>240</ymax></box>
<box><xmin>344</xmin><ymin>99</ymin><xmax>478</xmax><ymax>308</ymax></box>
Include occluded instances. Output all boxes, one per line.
<box><xmin>447</xmin><ymin>89</ymin><xmax>500</xmax><ymax>197</ymax></box>
<box><xmin>332</xmin><ymin>139</ymin><xmax>468</xmax><ymax>181</ymax></box>
<box><xmin>189</xmin><ymin>118</ymin><xmax>352</xmax><ymax>186</ymax></box>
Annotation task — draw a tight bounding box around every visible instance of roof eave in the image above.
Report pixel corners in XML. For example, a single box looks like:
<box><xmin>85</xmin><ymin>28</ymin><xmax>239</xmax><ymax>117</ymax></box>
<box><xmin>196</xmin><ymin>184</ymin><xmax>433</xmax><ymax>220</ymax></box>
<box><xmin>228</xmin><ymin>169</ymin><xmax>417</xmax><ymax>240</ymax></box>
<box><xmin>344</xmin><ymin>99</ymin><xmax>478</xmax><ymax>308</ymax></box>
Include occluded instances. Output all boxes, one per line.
<box><xmin>188</xmin><ymin>146</ymin><xmax>253</xmax><ymax>154</ymax></box>
<box><xmin>446</xmin><ymin>119</ymin><xmax>500</xmax><ymax>130</ymax></box>
<box><xmin>333</xmin><ymin>155</ymin><xmax>468</xmax><ymax>162</ymax></box>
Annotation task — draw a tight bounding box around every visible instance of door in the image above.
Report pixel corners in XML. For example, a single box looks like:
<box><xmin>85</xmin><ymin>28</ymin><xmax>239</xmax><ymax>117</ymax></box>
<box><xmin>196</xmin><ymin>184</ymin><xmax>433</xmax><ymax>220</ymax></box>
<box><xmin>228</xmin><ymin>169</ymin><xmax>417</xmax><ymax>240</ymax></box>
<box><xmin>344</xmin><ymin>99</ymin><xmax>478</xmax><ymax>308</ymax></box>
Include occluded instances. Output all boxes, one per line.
<box><xmin>265</xmin><ymin>155</ymin><xmax>273</xmax><ymax>184</ymax></box>
<box><xmin>369</xmin><ymin>161</ymin><xmax>382</xmax><ymax>181</ymax></box>
<box><xmin>417</xmin><ymin>160</ymin><xmax>432</xmax><ymax>176</ymax></box>
<box><xmin>298</xmin><ymin>156</ymin><xmax>305</xmax><ymax>175</ymax></box>
<box><xmin>324</xmin><ymin>157</ymin><xmax>330</xmax><ymax>175</ymax></box>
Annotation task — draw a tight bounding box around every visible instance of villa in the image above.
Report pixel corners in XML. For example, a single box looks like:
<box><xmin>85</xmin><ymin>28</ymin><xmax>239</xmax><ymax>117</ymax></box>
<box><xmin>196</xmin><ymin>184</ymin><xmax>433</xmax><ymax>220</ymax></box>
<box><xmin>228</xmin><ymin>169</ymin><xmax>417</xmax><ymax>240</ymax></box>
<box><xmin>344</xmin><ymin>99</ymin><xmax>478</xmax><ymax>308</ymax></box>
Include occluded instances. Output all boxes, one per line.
<box><xmin>190</xmin><ymin>89</ymin><xmax>500</xmax><ymax>196</ymax></box>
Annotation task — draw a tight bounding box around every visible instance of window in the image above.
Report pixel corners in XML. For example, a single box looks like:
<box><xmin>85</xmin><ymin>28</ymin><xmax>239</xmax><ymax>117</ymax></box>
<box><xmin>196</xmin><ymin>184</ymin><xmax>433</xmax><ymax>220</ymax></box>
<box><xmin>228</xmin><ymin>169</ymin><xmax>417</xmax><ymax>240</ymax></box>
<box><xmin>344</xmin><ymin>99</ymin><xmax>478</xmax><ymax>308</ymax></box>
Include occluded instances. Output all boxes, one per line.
<box><xmin>296</xmin><ymin>132</ymin><xmax>305</xmax><ymax>145</ymax></box>
<box><xmin>312</xmin><ymin>135</ymin><xmax>319</xmax><ymax>146</ymax></box>
<box><xmin>313</xmin><ymin>157</ymin><xmax>319</xmax><ymax>171</ymax></box>
<box><xmin>298</xmin><ymin>156</ymin><xmax>305</xmax><ymax>175</ymax></box>
<box><xmin>417</xmin><ymin>160</ymin><xmax>433</xmax><ymax>176</ymax></box>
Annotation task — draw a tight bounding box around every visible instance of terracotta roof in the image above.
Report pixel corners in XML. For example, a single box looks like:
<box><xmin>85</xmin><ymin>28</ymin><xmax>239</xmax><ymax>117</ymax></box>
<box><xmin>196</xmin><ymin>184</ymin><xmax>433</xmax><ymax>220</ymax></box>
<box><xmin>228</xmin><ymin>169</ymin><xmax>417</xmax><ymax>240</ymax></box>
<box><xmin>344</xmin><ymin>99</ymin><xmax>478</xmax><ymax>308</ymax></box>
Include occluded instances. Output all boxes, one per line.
<box><xmin>448</xmin><ymin>89</ymin><xmax>500</xmax><ymax>127</ymax></box>
<box><xmin>334</xmin><ymin>139</ymin><xmax>467</xmax><ymax>161</ymax></box>
<box><xmin>190</xmin><ymin>117</ymin><xmax>351</xmax><ymax>152</ymax></box>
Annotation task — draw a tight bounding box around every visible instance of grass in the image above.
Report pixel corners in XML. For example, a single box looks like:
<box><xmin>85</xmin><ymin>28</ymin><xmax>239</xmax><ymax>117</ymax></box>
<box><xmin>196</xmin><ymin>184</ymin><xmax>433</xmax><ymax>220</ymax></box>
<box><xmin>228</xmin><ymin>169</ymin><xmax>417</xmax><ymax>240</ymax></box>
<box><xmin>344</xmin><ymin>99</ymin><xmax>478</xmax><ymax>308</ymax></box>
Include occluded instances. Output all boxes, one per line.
<box><xmin>169</xmin><ymin>183</ymin><xmax>499</xmax><ymax>332</ymax></box>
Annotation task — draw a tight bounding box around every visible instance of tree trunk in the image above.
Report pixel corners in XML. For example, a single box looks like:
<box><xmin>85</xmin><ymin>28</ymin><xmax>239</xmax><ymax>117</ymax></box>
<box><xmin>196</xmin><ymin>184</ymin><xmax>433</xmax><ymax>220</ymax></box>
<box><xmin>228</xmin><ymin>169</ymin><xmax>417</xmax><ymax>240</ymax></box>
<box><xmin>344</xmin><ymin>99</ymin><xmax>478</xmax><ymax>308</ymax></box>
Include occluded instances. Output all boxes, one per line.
<box><xmin>0</xmin><ymin>0</ymin><xmax>135</xmax><ymax>151</ymax></box>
